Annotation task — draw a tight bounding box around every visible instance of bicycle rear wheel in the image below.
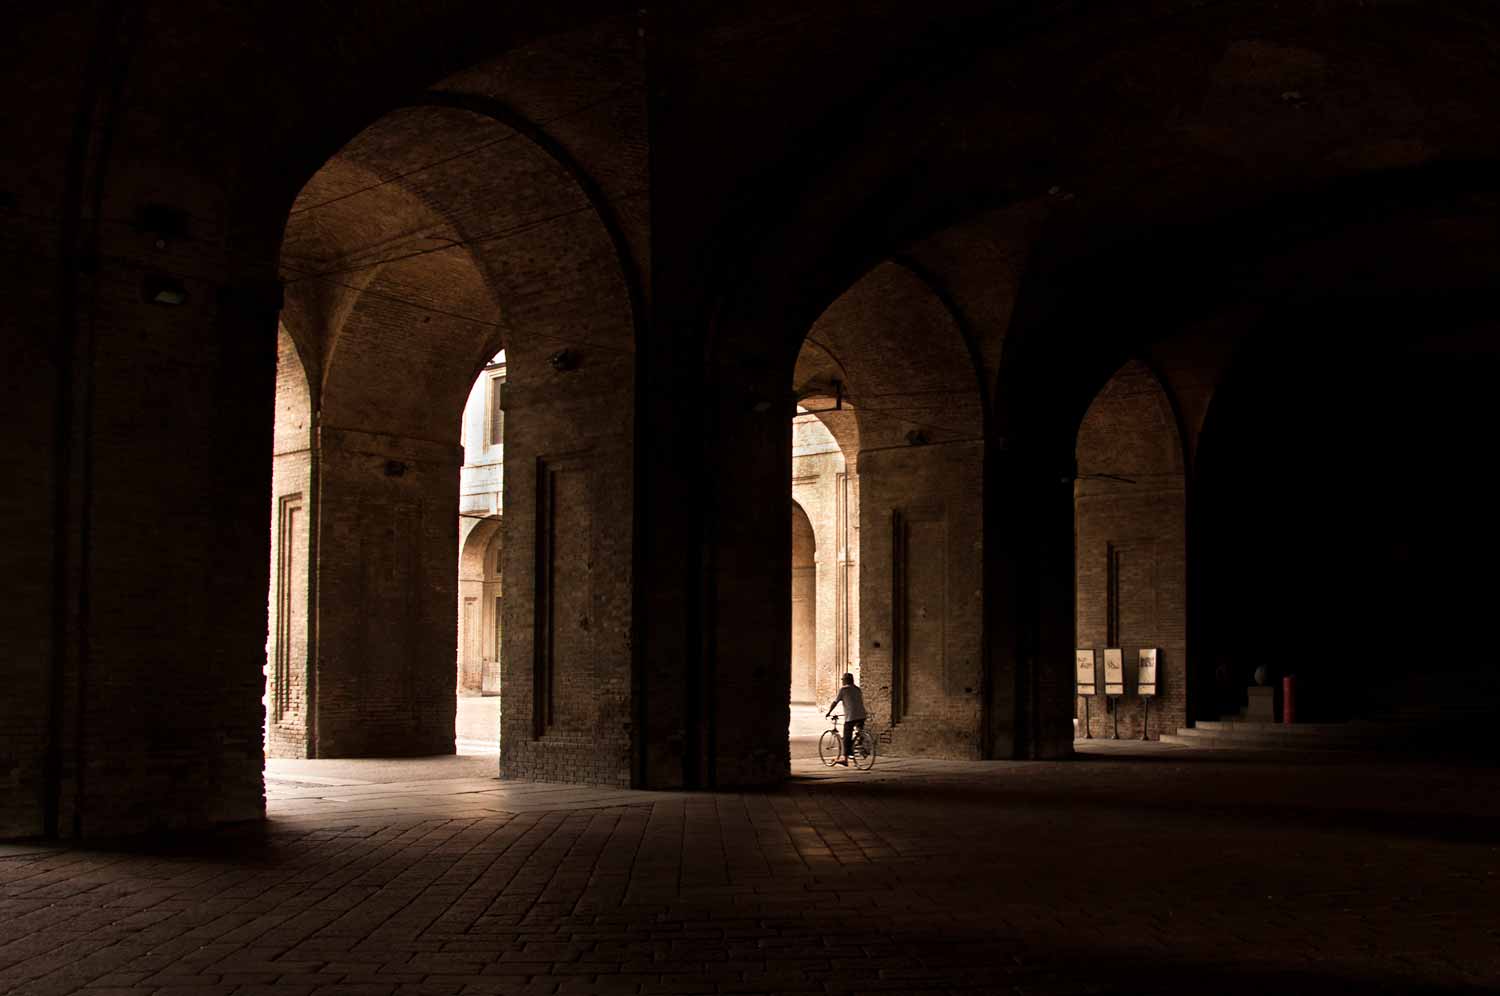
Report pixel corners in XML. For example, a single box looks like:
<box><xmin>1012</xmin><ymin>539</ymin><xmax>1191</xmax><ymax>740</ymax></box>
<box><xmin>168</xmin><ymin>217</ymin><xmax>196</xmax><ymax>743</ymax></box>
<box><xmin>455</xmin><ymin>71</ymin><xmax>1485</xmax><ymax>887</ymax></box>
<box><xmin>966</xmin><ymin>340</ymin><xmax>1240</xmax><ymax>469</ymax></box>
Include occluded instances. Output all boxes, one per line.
<box><xmin>852</xmin><ymin>726</ymin><xmax>877</xmax><ymax>769</ymax></box>
<box><xmin>818</xmin><ymin>730</ymin><xmax>841</xmax><ymax>767</ymax></box>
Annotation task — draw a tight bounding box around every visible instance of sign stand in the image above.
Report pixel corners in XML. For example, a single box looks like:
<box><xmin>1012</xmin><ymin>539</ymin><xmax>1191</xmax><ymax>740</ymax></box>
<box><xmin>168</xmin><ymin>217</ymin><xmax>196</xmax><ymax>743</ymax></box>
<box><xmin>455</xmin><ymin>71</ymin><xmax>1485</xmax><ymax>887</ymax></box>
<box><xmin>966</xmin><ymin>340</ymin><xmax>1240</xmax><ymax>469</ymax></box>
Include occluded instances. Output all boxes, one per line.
<box><xmin>1137</xmin><ymin>648</ymin><xmax>1159</xmax><ymax>741</ymax></box>
<box><xmin>1075</xmin><ymin>650</ymin><xmax>1098</xmax><ymax>739</ymax></box>
<box><xmin>1103</xmin><ymin>649</ymin><xmax>1124</xmax><ymax>740</ymax></box>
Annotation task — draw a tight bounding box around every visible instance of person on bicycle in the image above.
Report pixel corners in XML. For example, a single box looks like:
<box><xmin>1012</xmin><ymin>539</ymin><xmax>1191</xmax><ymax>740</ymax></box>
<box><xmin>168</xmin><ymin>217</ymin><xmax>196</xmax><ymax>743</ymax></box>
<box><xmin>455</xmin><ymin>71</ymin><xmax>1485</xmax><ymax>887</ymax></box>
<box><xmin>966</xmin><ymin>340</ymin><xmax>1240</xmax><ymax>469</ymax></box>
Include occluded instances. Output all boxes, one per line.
<box><xmin>826</xmin><ymin>672</ymin><xmax>866</xmax><ymax>766</ymax></box>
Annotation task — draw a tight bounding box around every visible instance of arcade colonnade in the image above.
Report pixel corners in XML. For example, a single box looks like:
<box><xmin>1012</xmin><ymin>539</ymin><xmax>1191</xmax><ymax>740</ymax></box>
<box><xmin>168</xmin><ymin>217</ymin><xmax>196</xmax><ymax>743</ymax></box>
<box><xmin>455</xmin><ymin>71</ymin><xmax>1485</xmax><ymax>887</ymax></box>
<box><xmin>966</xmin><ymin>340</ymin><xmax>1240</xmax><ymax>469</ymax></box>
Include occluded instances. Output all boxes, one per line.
<box><xmin>5</xmin><ymin>2</ymin><xmax>1500</xmax><ymax>839</ymax></box>
<box><xmin>268</xmin><ymin>90</ymin><xmax>639</xmax><ymax>777</ymax></box>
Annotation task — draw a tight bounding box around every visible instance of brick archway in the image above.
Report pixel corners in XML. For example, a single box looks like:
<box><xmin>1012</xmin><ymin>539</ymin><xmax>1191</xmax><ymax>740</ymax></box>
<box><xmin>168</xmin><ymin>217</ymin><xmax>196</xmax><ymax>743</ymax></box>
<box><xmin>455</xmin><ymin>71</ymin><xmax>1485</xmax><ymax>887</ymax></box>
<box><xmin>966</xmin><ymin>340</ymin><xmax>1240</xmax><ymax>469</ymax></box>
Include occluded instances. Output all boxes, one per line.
<box><xmin>1074</xmin><ymin>360</ymin><xmax>1188</xmax><ymax>740</ymax></box>
<box><xmin>685</xmin><ymin>258</ymin><xmax>986</xmax><ymax>786</ymax></box>
<box><xmin>266</xmin><ymin>45</ymin><xmax>641</xmax><ymax>781</ymax></box>
<box><xmin>458</xmin><ymin>516</ymin><xmax>503</xmax><ymax>698</ymax></box>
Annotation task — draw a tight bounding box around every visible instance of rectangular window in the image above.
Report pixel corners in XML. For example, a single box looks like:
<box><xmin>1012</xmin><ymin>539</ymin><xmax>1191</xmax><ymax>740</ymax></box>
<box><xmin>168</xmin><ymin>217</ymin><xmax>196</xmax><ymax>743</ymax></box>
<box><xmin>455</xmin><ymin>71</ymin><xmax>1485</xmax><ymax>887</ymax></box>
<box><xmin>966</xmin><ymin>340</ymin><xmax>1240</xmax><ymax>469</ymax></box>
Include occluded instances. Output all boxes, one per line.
<box><xmin>487</xmin><ymin>374</ymin><xmax>505</xmax><ymax>447</ymax></box>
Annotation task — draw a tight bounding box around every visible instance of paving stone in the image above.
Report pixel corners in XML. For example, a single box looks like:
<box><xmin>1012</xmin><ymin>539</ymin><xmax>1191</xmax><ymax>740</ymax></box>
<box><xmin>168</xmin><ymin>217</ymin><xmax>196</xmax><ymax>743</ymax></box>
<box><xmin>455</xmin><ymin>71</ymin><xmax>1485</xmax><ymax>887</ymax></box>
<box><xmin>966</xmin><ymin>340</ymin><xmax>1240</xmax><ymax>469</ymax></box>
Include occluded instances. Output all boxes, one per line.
<box><xmin>1</xmin><ymin>752</ymin><xmax>1497</xmax><ymax>994</ymax></box>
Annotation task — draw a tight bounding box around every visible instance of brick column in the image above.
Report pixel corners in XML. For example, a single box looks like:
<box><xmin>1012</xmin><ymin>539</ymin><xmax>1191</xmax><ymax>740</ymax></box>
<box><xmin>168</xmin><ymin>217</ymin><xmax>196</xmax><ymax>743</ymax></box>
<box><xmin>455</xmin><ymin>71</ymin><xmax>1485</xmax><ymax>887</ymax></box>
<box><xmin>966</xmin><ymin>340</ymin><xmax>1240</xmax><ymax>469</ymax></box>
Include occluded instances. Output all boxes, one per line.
<box><xmin>701</xmin><ymin>364</ymin><xmax>795</xmax><ymax>788</ymax></box>
<box><xmin>985</xmin><ymin>444</ymin><xmax>1076</xmax><ymax>760</ymax></box>
<box><xmin>311</xmin><ymin>428</ymin><xmax>461</xmax><ymax>758</ymax></box>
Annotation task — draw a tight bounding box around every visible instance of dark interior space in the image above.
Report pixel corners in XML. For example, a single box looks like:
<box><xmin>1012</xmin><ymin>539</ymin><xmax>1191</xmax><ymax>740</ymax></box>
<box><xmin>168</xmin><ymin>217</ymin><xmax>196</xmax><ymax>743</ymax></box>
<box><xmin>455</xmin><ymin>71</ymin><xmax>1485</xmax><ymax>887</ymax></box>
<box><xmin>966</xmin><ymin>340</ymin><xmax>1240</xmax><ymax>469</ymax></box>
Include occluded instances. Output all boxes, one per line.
<box><xmin>3</xmin><ymin>3</ymin><xmax>1498</xmax><ymax>993</ymax></box>
<box><xmin>1196</xmin><ymin>317</ymin><xmax>1500</xmax><ymax>728</ymax></box>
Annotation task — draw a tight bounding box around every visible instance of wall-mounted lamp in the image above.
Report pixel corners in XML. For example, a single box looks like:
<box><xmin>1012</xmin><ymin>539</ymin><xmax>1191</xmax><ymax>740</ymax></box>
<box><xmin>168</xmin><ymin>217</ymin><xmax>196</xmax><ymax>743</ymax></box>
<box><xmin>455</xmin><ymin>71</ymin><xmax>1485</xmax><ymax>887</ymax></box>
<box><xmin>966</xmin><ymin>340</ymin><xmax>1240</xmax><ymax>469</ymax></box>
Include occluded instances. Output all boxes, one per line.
<box><xmin>549</xmin><ymin>348</ymin><xmax>579</xmax><ymax>372</ymax></box>
<box><xmin>142</xmin><ymin>274</ymin><xmax>189</xmax><ymax>306</ymax></box>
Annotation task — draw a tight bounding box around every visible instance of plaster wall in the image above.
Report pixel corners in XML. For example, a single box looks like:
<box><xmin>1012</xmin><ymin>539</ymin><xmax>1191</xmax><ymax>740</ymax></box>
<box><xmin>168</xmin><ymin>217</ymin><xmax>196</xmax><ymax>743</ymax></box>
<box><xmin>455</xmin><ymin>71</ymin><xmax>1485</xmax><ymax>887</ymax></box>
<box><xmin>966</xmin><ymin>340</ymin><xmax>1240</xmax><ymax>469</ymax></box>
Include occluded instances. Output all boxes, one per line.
<box><xmin>457</xmin><ymin>357</ymin><xmax>506</xmax><ymax>700</ymax></box>
<box><xmin>459</xmin><ymin>359</ymin><xmax>505</xmax><ymax>518</ymax></box>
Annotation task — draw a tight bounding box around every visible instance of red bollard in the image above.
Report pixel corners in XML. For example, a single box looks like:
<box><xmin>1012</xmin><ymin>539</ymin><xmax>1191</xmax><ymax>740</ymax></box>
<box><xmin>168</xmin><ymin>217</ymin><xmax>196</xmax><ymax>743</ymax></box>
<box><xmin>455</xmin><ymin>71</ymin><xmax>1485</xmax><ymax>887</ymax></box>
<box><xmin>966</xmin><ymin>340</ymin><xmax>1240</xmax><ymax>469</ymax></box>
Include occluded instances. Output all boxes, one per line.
<box><xmin>1282</xmin><ymin>675</ymin><xmax>1296</xmax><ymax>725</ymax></box>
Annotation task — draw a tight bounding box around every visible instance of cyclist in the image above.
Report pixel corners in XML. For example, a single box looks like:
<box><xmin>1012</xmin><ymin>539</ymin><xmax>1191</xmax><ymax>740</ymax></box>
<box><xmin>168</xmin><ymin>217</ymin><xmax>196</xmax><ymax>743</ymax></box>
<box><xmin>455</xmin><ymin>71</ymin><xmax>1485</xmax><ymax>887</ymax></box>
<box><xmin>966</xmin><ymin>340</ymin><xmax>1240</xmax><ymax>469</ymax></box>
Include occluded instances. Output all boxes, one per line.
<box><xmin>825</xmin><ymin>672</ymin><xmax>866</xmax><ymax>766</ymax></box>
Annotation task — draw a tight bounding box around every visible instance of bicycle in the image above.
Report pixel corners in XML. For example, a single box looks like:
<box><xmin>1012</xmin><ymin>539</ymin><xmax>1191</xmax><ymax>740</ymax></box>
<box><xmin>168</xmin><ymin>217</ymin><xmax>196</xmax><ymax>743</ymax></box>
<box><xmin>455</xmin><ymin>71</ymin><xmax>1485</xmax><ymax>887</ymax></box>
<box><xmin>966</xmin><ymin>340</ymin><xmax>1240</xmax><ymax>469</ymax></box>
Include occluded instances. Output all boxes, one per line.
<box><xmin>819</xmin><ymin>713</ymin><xmax>877</xmax><ymax>770</ymax></box>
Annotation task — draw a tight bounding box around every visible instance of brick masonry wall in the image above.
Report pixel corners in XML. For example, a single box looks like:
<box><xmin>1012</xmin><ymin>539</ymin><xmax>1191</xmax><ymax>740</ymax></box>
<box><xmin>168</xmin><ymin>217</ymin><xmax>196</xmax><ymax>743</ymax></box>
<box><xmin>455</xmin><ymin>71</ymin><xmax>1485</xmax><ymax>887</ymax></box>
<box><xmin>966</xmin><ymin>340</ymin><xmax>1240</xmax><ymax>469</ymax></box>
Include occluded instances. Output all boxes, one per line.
<box><xmin>0</xmin><ymin>8</ymin><xmax>108</xmax><ymax>838</ymax></box>
<box><xmin>267</xmin><ymin>30</ymin><xmax>647</xmax><ymax>778</ymax></box>
<box><xmin>706</xmin><ymin>374</ymin><xmax>798</xmax><ymax>789</ymax></box>
<box><xmin>781</xmin><ymin>262</ymin><xmax>987</xmax><ymax>763</ymax></box>
<box><xmin>1075</xmin><ymin>361</ymin><xmax>1188</xmax><ymax>740</ymax></box>
<box><xmin>498</xmin><ymin>346</ymin><xmax>635</xmax><ymax>787</ymax></box>
<box><xmin>861</xmin><ymin>441</ymin><xmax>985</xmax><ymax>759</ymax></box>
<box><xmin>0</xmin><ymin>179</ymin><xmax>64</xmax><ymax>839</ymax></box>
<box><xmin>13</xmin><ymin>2</ymin><xmax>1497</xmax><ymax>836</ymax></box>
<box><xmin>67</xmin><ymin>247</ymin><xmax>271</xmax><ymax>836</ymax></box>
<box><xmin>314</xmin><ymin>429</ymin><xmax>461</xmax><ymax>757</ymax></box>
<box><xmin>267</xmin><ymin>327</ymin><xmax>314</xmax><ymax>758</ymax></box>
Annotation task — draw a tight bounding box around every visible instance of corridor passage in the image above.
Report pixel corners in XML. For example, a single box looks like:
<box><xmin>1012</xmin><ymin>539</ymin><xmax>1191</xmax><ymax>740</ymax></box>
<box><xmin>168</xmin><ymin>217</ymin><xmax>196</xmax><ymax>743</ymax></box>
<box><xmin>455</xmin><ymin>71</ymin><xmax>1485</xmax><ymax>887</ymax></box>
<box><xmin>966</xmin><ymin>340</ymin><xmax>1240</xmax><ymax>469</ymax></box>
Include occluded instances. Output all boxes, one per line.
<box><xmin>1</xmin><ymin>748</ymin><xmax>1495</xmax><ymax>995</ymax></box>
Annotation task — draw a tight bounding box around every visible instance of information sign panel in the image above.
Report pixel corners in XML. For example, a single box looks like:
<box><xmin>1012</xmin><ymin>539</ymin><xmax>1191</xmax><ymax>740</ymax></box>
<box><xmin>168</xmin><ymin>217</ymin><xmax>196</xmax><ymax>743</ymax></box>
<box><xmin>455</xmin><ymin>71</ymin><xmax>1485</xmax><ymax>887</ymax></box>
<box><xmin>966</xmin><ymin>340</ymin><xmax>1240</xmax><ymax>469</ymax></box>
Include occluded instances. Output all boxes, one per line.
<box><xmin>1103</xmin><ymin>648</ymin><xmax>1125</xmax><ymax>696</ymax></box>
<box><xmin>1075</xmin><ymin>649</ymin><xmax>1097</xmax><ymax>697</ymax></box>
<box><xmin>1137</xmin><ymin>648</ymin><xmax>1159</xmax><ymax>698</ymax></box>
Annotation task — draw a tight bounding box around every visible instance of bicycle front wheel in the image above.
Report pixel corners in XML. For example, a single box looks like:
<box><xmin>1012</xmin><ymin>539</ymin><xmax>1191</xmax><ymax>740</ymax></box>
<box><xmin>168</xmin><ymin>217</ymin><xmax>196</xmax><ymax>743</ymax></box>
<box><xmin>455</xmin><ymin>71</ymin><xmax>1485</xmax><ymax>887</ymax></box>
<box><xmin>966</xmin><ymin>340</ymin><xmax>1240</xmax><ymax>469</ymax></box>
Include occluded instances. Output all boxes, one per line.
<box><xmin>852</xmin><ymin>726</ymin><xmax>877</xmax><ymax>769</ymax></box>
<box><xmin>818</xmin><ymin>730</ymin><xmax>842</xmax><ymax>767</ymax></box>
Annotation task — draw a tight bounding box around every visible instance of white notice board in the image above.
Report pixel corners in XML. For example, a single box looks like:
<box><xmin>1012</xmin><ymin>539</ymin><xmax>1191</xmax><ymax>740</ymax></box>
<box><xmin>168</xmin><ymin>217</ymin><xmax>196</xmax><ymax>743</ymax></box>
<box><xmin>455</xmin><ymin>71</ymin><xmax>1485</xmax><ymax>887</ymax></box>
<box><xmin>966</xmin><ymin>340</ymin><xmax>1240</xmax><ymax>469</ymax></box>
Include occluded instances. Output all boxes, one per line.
<box><xmin>1138</xmin><ymin>648</ymin><xmax>1159</xmax><ymax>698</ymax></box>
<box><xmin>1075</xmin><ymin>649</ymin><xmax>1097</xmax><ymax>697</ymax></box>
<box><xmin>1103</xmin><ymin>648</ymin><xmax>1125</xmax><ymax>696</ymax></box>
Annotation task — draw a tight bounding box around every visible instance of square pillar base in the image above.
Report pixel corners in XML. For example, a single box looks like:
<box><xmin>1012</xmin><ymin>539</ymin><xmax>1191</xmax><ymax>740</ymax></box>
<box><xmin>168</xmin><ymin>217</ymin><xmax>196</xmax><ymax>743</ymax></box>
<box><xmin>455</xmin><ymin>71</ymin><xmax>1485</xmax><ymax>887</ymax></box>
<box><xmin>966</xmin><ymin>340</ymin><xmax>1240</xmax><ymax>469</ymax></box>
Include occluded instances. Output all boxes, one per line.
<box><xmin>1244</xmin><ymin>686</ymin><xmax>1275</xmax><ymax>722</ymax></box>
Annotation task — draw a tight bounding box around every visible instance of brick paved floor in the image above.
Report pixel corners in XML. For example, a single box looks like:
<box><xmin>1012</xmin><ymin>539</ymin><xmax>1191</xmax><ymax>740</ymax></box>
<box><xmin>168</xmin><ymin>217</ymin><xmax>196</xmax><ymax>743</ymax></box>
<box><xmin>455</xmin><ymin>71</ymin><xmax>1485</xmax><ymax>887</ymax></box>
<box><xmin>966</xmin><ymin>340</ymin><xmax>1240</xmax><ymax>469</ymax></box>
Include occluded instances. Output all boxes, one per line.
<box><xmin>2</xmin><ymin>744</ymin><xmax>1497</xmax><ymax>995</ymax></box>
<box><xmin>451</xmin><ymin>702</ymin><xmax>829</xmax><ymax>759</ymax></box>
